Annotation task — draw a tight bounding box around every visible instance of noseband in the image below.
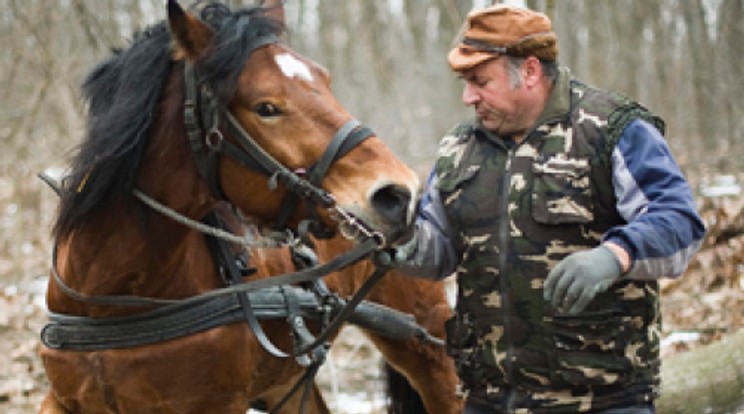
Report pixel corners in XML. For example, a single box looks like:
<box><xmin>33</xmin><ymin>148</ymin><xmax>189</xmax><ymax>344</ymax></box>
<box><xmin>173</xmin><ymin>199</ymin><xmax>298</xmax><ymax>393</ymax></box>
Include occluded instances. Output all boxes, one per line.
<box><xmin>182</xmin><ymin>39</ymin><xmax>375</xmax><ymax>240</ymax></box>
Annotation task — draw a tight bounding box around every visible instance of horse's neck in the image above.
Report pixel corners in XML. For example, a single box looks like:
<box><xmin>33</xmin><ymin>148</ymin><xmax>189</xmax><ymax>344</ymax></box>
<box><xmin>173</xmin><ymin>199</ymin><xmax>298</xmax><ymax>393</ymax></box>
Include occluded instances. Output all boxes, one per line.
<box><xmin>51</xmin><ymin>202</ymin><xmax>219</xmax><ymax>317</ymax></box>
<box><xmin>49</xmin><ymin>74</ymin><xmax>225</xmax><ymax>316</ymax></box>
<box><xmin>314</xmin><ymin>236</ymin><xmax>374</xmax><ymax>296</ymax></box>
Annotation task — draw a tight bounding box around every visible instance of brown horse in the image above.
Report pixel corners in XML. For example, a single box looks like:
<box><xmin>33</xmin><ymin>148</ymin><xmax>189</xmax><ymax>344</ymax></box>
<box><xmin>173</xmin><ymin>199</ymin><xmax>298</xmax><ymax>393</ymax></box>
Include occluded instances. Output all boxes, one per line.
<box><xmin>39</xmin><ymin>1</ymin><xmax>461</xmax><ymax>413</ymax></box>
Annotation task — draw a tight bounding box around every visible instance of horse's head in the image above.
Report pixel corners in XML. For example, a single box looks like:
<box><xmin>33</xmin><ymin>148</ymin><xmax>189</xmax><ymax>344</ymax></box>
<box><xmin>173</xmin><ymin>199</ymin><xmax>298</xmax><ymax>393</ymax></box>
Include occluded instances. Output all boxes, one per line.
<box><xmin>167</xmin><ymin>0</ymin><xmax>420</xmax><ymax>245</ymax></box>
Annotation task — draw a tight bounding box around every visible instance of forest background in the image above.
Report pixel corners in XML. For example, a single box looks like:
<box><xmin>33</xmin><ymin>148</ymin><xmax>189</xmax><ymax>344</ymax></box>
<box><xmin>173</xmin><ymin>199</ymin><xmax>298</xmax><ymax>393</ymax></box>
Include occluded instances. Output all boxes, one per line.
<box><xmin>1</xmin><ymin>0</ymin><xmax>743</xmax><ymax>413</ymax></box>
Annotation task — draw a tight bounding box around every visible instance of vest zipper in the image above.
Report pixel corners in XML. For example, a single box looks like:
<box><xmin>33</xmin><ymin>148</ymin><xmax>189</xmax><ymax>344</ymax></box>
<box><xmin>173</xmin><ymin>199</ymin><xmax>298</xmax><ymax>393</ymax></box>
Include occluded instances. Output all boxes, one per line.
<box><xmin>499</xmin><ymin>147</ymin><xmax>517</xmax><ymax>413</ymax></box>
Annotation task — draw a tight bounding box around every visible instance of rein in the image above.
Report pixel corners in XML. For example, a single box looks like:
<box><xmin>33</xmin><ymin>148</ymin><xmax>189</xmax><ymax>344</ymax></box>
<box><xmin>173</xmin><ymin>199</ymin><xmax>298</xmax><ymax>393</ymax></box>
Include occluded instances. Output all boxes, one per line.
<box><xmin>133</xmin><ymin>189</ymin><xmax>288</xmax><ymax>248</ymax></box>
<box><xmin>44</xmin><ymin>245</ymin><xmax>442</xmax><ymax>351</ymax></box>
<box><xmin>48</xmin><ymin>236</ymin><xmax>379</xmax><ymax>310</ymax></box>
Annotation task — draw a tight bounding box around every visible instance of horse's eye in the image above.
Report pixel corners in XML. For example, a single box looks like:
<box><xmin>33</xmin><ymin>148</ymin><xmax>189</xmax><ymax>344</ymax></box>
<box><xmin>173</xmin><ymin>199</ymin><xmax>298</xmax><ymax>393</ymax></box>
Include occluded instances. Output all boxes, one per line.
<box><xmin>255</xmin><ymin>103</ymin><xmax>281</xmax><ymax>118</ymax></box>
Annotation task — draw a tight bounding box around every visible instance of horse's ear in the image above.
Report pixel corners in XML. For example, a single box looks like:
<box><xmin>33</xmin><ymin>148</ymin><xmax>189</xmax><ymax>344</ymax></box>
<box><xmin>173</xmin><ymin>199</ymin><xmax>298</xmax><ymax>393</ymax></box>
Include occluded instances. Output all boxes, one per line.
<box><xmin>260</xmin><ymin>0</ymin><xmax>286</xmax><ymax>27</ymax></box>
<box><xmin>167</xmin><ymin>0</ymin><xmax>214</xmax><ymax>61</ymax></box>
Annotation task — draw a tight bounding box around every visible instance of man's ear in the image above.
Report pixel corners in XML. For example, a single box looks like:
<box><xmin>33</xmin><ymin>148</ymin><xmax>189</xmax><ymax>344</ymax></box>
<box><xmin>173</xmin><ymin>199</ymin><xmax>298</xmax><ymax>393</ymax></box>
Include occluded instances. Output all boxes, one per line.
<box><xmin>167</xmin><ymin>0</ymin><xmax>214</xmax><ymax>61</ymax></box>
<box><xmin>522</xmin><ymin>56</ymin><xmax>544</xmax><ymax>89</ymax></box>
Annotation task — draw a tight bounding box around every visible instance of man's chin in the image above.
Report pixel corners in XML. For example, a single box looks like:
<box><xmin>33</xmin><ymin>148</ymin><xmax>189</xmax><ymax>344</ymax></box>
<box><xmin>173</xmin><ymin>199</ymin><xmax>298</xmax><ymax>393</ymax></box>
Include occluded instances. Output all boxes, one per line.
<box><xmin>478</xmin><ymin>118</ymin><xmax>500</xmax><ymax>132</ymax></box>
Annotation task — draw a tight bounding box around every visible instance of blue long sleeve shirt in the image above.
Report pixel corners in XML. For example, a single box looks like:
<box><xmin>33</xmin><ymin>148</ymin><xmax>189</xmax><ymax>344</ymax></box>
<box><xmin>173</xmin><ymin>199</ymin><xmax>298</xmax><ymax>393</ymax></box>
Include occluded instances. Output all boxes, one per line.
<box><xmin>402</xmin><ymin>118</ymin><xmax>706</xmax><ymax>282</ymax></box>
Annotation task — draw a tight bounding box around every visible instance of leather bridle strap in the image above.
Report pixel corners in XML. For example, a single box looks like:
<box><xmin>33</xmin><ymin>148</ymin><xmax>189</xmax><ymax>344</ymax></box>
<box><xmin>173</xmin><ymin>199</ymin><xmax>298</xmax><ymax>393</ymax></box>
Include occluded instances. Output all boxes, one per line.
<box><xmin>183</xmin><ymin>34</ymin><xmax>279</xmax><ymax>197</ymax></box>
<box><xmin>308</xmin><ymin>120</ymin><xmax>375</xmax><ymax>186</ymax></box>
<box><xmin>219</xmin><ymin>110</ymin><xmax>347</xmax><ymax>209</ymax></box>
<box><xmin>184</xmin><ymin>60</ymin><xmax>374</xmax><ymax>224</ymax></box>
<box><xmin>184</xmin><ymin>58</ymin><xmax>378</xmax><ymax>239</ymax></box>
<box><xmin>272</xmin><ymin>118</ymin><xmax>374</xmax><ymax>235</ymax></box>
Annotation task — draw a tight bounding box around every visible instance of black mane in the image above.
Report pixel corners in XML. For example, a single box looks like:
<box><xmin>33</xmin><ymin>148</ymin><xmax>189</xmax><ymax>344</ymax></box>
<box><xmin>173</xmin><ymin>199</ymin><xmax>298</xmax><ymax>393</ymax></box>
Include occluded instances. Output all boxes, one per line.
<box><xmin>53</xmin><ymin>3</ymin><xmax>284</xmax><ymax>238</ymax></box>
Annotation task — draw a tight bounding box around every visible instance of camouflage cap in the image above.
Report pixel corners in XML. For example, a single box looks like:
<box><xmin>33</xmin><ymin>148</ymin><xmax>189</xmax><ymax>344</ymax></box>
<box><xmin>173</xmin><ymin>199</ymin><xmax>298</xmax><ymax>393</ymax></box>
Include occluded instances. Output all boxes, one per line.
<box><xmin>448</xmin><ymin>5</ymin><xmax>558</xmax><ymax>72</ymax></box>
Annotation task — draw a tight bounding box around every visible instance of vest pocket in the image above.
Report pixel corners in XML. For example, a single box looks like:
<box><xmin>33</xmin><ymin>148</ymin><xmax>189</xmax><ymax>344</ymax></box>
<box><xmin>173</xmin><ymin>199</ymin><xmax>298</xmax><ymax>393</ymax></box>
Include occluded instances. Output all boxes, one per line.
<box><xmin>547</xmin><ymin>309</ymin><xmax>632</xmax><ymax>388</ymax></box>
<box><xmin>531</xmin><ymin>158</ymin><xmax>593</xmax><ymax>224</ymax></box>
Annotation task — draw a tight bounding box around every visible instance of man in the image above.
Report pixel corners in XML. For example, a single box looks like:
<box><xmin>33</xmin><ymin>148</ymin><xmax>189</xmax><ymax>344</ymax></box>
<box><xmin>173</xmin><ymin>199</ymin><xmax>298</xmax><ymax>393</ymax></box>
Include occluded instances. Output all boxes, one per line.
<box><xmin>389</xmin><ymin>4</ymin><xmax>706</xmax><ymax>414</ymax></box>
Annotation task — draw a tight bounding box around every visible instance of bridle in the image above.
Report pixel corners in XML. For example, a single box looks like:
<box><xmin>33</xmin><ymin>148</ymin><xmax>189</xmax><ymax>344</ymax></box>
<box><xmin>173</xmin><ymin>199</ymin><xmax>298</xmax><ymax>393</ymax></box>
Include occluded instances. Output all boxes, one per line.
<box><xmin>45</xmin><ymin>35</ymin><xmax>393</xmax><ymax>325</ymax></box>
<box><xmin>182</xmin><ymin>34</ymin><xmax>380</xmax><ymax>244</ymax></box>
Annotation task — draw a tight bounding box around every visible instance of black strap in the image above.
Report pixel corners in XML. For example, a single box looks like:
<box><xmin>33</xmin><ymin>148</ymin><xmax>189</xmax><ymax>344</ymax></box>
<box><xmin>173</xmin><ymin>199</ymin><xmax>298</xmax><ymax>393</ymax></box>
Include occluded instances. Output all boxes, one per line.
<box><xmin>274</xmin><ymin>119</ymin><xmax>374</xmax><ymax>234</ymax></box>
<box><xmin>268</xmin><ymin>350</ymin><xmax>326</xmax><ymax>414</ymax></box>
<box><xmin>307</xmin><ymin>119</ymin><xmax>360</xmax><ymax>185</ymax></box>
<box><xmin>291</xmin><ymin>266</ymin><xmax>388</xmax><ymax>356</ymax></box>
<box><xmin>203</xmin><ymin>212</ymin><xmax>290</xmax><ymax>358</ymax></box>
<box><xmin>282</xmin><ymin>286</ymin><xmax>316</xmax><ymax>366</ymax></box>
<box><xmin>309</xmin><ymin>123</ymin><xmax>375</xmax><ymax>186</ymax></box>
<box><xmin>49</xmin><ymin>237</ymin><xmax>379</xmax><ymax>309</ymax></box>
<box><xmin>41</xmin><ymin>286</ymin><xmax>307</xmax><ymax>350</ymax></box>
<box><xmin>184</xmin><ymin>63</ymin><xmax>212</xmax><ymax>189</ymax></box>
<box><xmin>183</xmin><ymin>33</ymin><xmax>278</xmax><ymax>198</ymax></box>
<box><xmin>41</xmin><ymin>278</ymin><xmax>445</xmax><ymax>351</ymax></box>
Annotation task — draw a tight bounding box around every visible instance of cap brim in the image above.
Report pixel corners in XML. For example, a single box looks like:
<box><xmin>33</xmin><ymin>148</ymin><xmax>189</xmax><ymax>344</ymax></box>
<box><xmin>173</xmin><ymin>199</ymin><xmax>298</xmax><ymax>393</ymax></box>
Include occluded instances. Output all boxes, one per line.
<box><xmin>447</xmin><ymin>45</ymin><xmax>499</xmax><ymax>72</ymax></box>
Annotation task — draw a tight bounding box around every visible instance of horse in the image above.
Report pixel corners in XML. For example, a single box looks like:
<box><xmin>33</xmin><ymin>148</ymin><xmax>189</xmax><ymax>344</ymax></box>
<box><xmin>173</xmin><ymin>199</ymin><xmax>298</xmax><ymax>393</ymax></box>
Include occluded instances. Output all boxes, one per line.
<box><xmin>38</xmin><ymin>1</ymin><xmax>462</xmax><ymax>413</ymax></box>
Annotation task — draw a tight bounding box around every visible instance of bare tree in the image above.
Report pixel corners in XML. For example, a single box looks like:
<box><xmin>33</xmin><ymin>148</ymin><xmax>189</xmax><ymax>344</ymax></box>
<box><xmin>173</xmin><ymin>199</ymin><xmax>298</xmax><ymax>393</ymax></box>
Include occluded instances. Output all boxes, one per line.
<box><xmin>715</xmin><ymin>0</ymin><xmax>744</xmax><ymax>169</ymax></box>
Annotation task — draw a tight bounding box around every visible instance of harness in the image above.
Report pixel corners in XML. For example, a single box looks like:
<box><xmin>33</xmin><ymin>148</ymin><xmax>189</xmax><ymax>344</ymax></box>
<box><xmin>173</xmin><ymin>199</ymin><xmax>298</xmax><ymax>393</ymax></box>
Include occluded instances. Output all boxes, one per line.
<box><xmin>43</xmin><ymin>213</ymin><xmax>411</xmax><ymax>414</ymax></box>
<box><xmin>41</xmin><ymin>38</ymin><xmax>441</xmax><ymax>414</ymax></box>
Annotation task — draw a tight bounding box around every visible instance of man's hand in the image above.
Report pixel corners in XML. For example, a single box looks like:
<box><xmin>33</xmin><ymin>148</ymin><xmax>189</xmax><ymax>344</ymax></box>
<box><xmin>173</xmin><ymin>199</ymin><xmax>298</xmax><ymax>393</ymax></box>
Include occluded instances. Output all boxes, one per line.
<box><xmin>372</xmin><ymin>230</ymin><xmax>418</xmax><ymax>268</ymax></box>
<box><xmin>543</xmin><ymin>244</ymin><xmax>624</xmax><ymax>314</ymax></box>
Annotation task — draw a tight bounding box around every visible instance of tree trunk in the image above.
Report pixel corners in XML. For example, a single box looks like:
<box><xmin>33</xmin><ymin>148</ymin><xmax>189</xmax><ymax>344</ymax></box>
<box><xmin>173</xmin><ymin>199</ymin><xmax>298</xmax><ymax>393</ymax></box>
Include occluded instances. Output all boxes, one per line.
<box><xmin>680</xmin><ymin>0</ymin><xmax>718</xmax><ymax>170</ymax></box>
<box><xmin>658</xmin><ymin>329</ymin><xmax>744</xmax><ymax>414</ymax></box>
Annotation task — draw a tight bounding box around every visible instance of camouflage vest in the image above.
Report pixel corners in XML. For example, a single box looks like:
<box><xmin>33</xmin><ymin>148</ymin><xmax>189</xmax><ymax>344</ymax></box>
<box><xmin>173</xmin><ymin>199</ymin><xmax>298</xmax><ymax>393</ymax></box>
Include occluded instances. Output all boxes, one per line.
<box><xmin>437</xmin><ymin>75</ymin><xmax>665</xmax><ymax>413</ymax></box>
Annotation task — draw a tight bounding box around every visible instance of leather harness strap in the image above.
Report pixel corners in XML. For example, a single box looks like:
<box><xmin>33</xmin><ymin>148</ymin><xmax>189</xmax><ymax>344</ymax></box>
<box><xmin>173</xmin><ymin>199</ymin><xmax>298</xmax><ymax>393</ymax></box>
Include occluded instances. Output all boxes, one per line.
<box><xmin>42</xmin><ymin>280</ymin><xmax>445</xmax><ymax>351</ymax></box>
<box><xmin>202</xmin><ymin>212</ymin><xmax>291</xmax><ymax>359</ymax></box>
<box><xmin>48</xmin><ymin>236</ymin><xmax>379</xmax><ymax>310</ymax></box>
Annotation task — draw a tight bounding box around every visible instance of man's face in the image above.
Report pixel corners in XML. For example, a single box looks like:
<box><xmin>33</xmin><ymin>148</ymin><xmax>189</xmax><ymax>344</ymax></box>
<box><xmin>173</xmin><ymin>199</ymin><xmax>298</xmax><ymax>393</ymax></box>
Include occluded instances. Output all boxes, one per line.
<box><xmin>460</xmin><ymin>57</ymin><xmax>530</xmax><ymax>137</ymax></box>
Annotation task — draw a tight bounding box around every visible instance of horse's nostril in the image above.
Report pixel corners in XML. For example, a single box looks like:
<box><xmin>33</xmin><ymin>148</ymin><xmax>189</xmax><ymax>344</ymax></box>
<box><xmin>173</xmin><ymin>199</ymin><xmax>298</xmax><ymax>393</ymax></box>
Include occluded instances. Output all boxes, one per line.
<box><xmin>371</xmin><ymin>184</ymin><xmax>412</xmax><ymax>224</ymax></box>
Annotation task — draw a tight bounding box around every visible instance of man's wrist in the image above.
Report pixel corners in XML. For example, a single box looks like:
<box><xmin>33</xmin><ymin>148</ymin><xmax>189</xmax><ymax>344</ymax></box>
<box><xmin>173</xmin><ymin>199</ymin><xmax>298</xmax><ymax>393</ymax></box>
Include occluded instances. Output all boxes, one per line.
<box><xmin>602</xmin><ymin>242</ymin><xmax>631</xmax><ymax>274</ymax></box>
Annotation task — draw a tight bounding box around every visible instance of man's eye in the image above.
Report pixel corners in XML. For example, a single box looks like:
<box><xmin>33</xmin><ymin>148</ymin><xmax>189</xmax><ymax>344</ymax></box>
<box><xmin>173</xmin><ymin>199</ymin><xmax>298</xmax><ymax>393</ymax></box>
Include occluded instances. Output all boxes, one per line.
<box><xmin>255</xmin><ymin>103</ymin><xmax>282</xmax><ymax>118</ymax></box>
<box><xmin>462</xmin><ymin>76</ymin><xmax>486</xmax><ymax>88</ymax></box>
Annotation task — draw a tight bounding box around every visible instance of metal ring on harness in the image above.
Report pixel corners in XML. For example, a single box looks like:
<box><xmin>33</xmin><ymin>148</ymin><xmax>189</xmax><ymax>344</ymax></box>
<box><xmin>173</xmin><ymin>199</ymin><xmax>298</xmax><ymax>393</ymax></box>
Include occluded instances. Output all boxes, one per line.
<box><xmin>205</xmin><ymin>128</ymin><xmax>224</xmax><ymax>149</ymax></box>
<box><xmin>333</xmin><ymin>205</ymin><xmax>387</xmax><ymax>247</ymax></box>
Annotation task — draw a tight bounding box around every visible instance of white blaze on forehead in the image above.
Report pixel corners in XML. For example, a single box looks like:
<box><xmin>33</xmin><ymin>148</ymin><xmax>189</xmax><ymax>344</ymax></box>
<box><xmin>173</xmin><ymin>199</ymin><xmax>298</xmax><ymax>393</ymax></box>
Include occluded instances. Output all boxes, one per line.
<box><xmin>275</xmin><ymin>53</ymin><xmax>314</xmax><ymax>82</ymax></box>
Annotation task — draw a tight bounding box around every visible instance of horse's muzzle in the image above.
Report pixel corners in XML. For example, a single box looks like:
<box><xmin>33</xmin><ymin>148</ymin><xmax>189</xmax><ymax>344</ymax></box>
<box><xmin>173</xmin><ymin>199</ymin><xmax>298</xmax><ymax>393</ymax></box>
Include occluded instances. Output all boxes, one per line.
<box><xmin>369</xmin><ymin>183</ymin><xmax>416</xmax><ymax>244</ymax></box>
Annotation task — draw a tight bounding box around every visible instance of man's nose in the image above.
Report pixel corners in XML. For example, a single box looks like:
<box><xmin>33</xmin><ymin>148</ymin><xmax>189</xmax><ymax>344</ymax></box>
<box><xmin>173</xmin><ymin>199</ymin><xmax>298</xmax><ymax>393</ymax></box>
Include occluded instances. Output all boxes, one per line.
<box><xmin>462</xmin><ymin>83</ymin><xmax>480</xmax><ymax>106</ymax></box>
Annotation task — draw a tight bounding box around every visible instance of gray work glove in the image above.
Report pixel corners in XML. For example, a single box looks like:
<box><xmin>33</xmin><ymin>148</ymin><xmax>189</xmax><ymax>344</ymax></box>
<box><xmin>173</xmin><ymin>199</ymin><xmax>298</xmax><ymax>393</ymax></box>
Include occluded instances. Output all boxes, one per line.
<box><xmin>372</xmin><ymin>230</ymin><xmax>418</xmax><ymax>268</ymax></box>
<box><xmin>543</xmin><ymin>245</ymin><xmax>623</xmax><ymax>314</ymax></box>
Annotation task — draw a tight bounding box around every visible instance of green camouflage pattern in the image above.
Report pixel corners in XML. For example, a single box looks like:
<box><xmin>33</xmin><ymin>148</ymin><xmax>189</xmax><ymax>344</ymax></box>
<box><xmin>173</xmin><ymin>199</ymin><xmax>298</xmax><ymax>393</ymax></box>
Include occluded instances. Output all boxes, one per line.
<box><xmin>437</xmin><ymin>75</ymin><xmax>663</xmax><ymax>413</ymax></box>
